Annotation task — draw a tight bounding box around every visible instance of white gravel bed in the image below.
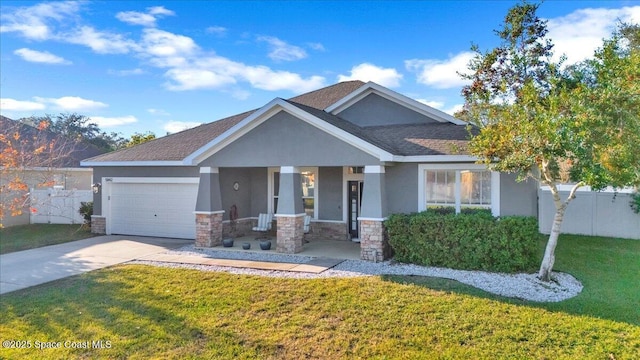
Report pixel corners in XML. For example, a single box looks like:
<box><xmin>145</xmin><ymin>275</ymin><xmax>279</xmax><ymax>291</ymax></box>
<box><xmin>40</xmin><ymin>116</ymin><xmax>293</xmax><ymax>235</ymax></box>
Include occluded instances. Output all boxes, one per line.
<box><xmin>131</xmin><ymin>245</ymin><xmax>583</xmax><ymax>303</ymax></box>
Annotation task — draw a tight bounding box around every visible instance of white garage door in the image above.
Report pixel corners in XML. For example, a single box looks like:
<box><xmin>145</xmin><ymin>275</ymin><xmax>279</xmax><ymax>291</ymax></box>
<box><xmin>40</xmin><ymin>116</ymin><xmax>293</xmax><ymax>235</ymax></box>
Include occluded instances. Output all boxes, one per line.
<box><xmin>109</xmin><ymin>179</ymin><xmax>198</xmax><ymax>239</ymax></box>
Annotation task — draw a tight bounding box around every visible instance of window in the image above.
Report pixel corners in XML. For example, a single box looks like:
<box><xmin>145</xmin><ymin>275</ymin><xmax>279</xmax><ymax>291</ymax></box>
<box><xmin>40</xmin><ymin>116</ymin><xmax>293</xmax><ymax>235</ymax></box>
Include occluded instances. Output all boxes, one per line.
<box><xmin>301</xmin><ymin>171</ymin><xmax>315</xmax><ymax>217</ymax></box>
<box><xmin>460</xmin><ymin>171</ymin><xmax>491</xmax><ymax>207</ymax></box>
<box><xmin>420</xmin><ymin>165</ymin><xmax>499</xmax><ymax>215</ymax></box>
<box><xmin>270</xmin><ymin>168</ymin><xmax>318</xmax><ymax>218</ymax></box>
<box><xmin>425</xmin><ymin>170</ymin><xmax>456</xmax><ymax>206</ymax></box>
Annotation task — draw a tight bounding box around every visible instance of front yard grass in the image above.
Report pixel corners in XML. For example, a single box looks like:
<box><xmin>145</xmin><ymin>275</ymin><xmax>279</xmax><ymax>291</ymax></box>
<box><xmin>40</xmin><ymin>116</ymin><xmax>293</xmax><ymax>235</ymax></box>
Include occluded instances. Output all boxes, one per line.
<box><xmin>1</xmin><ymin>233</ymin><xmax>639</xmax><ymax>359</ymax></box>
<box><xmin>0</xmin><ymin>224</ymin><xmax>95</xmax><ymax>254</ymax></box>
<box><xmin>391</xmin><ymin>234</ymin><xmax>640</xmax><ymax>326</ymax></box>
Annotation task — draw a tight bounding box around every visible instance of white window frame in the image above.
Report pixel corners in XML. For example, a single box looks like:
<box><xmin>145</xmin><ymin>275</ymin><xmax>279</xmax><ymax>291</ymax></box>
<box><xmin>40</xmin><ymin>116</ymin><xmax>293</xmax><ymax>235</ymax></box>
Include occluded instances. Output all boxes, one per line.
<box><xmin>418</xmin><ymin>164</ymin><xmax>500</xmax><ymax>216</ymax></box>
<box><xmin>268</xmin><ymin>167</ymin><xmax>319</xmax><ymax>219</ymax></box>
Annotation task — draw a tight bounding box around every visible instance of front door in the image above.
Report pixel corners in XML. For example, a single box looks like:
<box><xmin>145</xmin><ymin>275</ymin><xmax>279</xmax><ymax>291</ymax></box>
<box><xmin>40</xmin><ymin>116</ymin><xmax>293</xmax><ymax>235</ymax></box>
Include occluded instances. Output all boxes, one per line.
<box><xmin>348</xmin><ymin>180</ymin><xmax>364</xmax><ymax>239</ymax></box>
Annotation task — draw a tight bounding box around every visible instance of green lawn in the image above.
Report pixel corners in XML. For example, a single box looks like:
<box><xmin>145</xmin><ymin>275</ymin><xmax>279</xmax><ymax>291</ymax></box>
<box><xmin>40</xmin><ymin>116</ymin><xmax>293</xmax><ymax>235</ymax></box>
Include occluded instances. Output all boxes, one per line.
<box><xmin>0</xmin><ymin>224</ymin><xmax>96</xmax><ymax>254</ymax></box>
<box><xmin>0</xmin><ymin>234</ymin><xmax>638</xmax><ymax>359</ymax></box>
<box><xmin>391</xmin><ymin>234</ymin><xmax>640</xmax><ymax>325</ymax></box>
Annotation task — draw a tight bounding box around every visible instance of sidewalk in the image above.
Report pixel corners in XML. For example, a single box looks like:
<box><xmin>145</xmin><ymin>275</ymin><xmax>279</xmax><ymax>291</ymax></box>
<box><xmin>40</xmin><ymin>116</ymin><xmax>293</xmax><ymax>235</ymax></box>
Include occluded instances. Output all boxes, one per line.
<box><xmin>137</xmin><ymin>252</ymin><xmax>344</xmax><ymax>273</ymax></box>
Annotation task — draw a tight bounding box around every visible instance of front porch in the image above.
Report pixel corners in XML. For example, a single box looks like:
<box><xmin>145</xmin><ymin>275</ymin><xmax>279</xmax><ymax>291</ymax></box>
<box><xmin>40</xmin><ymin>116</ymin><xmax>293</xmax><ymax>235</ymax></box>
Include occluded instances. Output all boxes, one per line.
<box><xmin>193</xmin><ymin>165</ymin><xmax>392</xmax><ymax>262</ymax></box>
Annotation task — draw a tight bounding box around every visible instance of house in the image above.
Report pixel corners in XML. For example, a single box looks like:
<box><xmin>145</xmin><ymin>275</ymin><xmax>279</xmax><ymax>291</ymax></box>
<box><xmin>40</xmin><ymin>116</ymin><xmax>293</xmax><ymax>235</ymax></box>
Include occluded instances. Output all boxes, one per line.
<box><xmin>81</xmin><ymin>81</ymin><xmax>538</xmax><ymax>261</ymax></box>
<box><xmin>0</xmin><ymin>116</ymin><xmax>104</xmax><ymax>227</ymax></box>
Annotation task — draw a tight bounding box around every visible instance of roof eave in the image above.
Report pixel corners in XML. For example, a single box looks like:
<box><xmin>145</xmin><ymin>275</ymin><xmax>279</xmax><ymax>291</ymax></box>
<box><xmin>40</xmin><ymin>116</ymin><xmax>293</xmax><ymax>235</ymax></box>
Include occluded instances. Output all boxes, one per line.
<box><xmin>391</xmin><ymin>155</ymin><xmax>478</xmax><ymax>162</ymax></box>
<box><xmin>80</xmin><ymin>160</ymin><xmax>187</xmax><ymax>167</ymax></box>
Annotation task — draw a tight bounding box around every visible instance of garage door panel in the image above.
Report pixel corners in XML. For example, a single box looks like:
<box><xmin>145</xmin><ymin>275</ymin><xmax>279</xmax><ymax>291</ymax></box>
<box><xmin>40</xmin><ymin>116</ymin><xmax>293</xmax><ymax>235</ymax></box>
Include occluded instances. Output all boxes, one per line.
<box><xmin>109</xmin><ymin>181</ymin><xmax>197</xmax><ymax>239</ymax></box>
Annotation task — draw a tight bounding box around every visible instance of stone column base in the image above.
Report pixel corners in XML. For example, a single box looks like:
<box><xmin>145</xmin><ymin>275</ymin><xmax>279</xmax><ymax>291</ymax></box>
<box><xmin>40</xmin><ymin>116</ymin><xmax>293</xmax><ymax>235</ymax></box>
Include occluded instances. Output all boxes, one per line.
<box><xmin>360</xmin><ymin>220</ymin><xmax>392</xmax><ymax>262</ymax></box>
<box><xmin>90</xmin><ymin>215</ymin><xmax>106</xmax><ymax>234</ymax></box>
<box><xmin>195</xmin><ymin>212</ymin><xmax>223</xmax><ymax>247</ymax></box>
<box><xmin>276</xmin><ymin>214</ymin><xmax>305</xmax><ymax>254</ymax></box>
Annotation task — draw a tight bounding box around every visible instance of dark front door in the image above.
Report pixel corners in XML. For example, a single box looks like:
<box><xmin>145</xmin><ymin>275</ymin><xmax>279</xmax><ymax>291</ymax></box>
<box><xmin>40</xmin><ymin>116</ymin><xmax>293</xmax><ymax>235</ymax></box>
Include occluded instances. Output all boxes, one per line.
<box><xmin>348</xmin><ymin>180</ymin><xmax>364</xmax><ymax>239</ymax></box>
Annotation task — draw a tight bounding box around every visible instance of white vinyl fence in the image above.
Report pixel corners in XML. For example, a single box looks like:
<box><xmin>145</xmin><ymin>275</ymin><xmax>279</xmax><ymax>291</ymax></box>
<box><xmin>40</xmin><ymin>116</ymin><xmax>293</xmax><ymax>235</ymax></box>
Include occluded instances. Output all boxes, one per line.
<box><xmin>30</xmin><ymin>188</ymin><xmax>92</xmax><ymax>225</ymax></box>
<box><xmin>538</xmin><ymin>188</ymin><xmax>640</xmax><ymax>240</ymax></box>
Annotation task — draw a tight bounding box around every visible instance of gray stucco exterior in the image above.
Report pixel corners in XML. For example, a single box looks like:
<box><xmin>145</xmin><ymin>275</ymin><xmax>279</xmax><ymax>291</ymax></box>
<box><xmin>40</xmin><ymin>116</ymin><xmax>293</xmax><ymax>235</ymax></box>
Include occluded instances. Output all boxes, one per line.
<box><xmin>385</xmin><ymin>163</ymin><xmax>419</xmax><ymax>215</ymax></box>
<box><xmin>200</xmin><ymin>111</ymin><xmax>380</xmax><ymax>167</ymax></box>
<box><xmin>337</xmin><ymin>93</ymin><xmax>439</xmax><ymax>127</ymax></box>
<box><xmin>318</xmin><ymin>167</ymin><xmax>343</xmax><ymax>221</ymax></box>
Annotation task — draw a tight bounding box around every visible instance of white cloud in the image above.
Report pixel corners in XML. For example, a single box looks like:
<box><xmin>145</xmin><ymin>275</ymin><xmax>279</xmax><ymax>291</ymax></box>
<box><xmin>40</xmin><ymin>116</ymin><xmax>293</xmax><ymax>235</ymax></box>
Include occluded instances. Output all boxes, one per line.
<box><xmin>443</xmin><ymin>104</ymin><xmax>463</xmax><ymax>116</ymax></box>
<box><xmin>206</xmin><ymin>26</ymin><xmax>228</xmax><ymax>36</ymax></box>
<box><xmin>547</xmin><ymin>6</ymin><xmax>640</xmax><ymax>64</ymax></box>
<box><xmin>34</xmin><ymin>96</ymin><xmax>108</xmax><ymax>110</ymax></box>
<box><xmin>163</xmin><ymin>121</ymin><xmax>201</xmax><ymax>133</ymax></box>
<box><xmin>0</xmin><ymin>98</ymin><xmax>46</xmax><ymax>111</ymax></box>
<box><xmin>148</xmin><ymin>6</ymin><xmax>175</xmax><ymax>16</ymax></box>
<box><xmin>0</xmin><ymin>1</ymin><xmax>80</xmax><ymax>40</ymax></box>
<box><xmin>257</xmin><ymin>36</ymin><xmax>307</xmax><ymax>62</ymax></box>
<box><xmin>147</xmin><ymin>108</ymin><xmax>170</xmax><ymax>116</ymax></box>
<box><xmin>116</xmin><ymin>11</ymin><xmax>157</xmax><ymax>27</ymax></box>
<box><xmin>164</xmin><ymin>67</ymin><xmax>238</xmax><ymax>91</ymax></box>
<box><xmin>14</xmin><ymin>48</ymin><xmax>71</xmax><ymax>64</ymax></box>
<box><xmin>162</xmin><ymin>52</ymin><xmax>326</xmax><ymax>93</ymax></box>
<box><xmin>141</xmin><ymin>28</ymin><xmax>198</xmax><ymax>58</ymax></box>
<box><xmin>243</xmin><ymin>66</ymin><xmax>326</xmax><ymax>92</ymax></box>
<box><xmin>2</xmin><ymin>3</ymin><xmax>328</xmax><ymax>95</ymax></box>
<box><xmin>405</xmin><ymin>52</ymin><xmax>474</xmax><ymax>89</ymax></box>
<box><xmin>108</xmin><ymin>68</ymin><xmax>144</xmax><ymax>76</ymax></box>
<box><xmin>65</xmin><ymin>26</ymin><xmax>139</xmax><ymax>54</ymax></box>
<box><xmin>90</xmin><ymin>115</ymin><xmax>138</xmax><ymax>128</ymax></box>
<box><xmin>415</xmin><ymin>99</ymin><xmax>444</xmax><ymax>109</ymax></box>
<box><xmin>307</xmin><ymin>42</ymin><xmax>325</xmax><ymax>51</ymax></box>
<box><xmin>116</xmin><ymin>6</ymin><xmax>175</xmax><ymax>27</ymax></box>
<box><xmin>337</xmin><ymin>63</ymin><xmax>403</xmax><ymax>88</ymax></box>
<box><xmin>414</xmin><ymin>98</ymin><xmax>461</xmax><ymax>115</ymax></box>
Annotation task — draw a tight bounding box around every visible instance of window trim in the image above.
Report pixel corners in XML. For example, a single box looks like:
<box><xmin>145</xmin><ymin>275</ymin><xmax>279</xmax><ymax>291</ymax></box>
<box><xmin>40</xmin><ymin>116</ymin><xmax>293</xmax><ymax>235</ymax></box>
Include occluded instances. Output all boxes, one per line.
<box><xmin>418</xmin><ymin>164</ymin><xmax>500</xmax><ymax>216</ymax></box>
<box><xmin>268</xmin><ymin>167</ymin><xmax>319</xmax><ymax>219</ymax></box>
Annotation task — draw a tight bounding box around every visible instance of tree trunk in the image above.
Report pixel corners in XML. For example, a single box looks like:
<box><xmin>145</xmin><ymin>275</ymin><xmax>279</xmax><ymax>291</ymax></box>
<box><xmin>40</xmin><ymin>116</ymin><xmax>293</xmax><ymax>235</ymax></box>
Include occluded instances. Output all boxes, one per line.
<box><xmin>537</xmin><ymin>181</ymin><xmax>584</xmax><ymax>282</ymax></box>
<box><xmin>538</xmin><ymin>208</ymin><xmax>564</xmax><ymax>281</ymax></box>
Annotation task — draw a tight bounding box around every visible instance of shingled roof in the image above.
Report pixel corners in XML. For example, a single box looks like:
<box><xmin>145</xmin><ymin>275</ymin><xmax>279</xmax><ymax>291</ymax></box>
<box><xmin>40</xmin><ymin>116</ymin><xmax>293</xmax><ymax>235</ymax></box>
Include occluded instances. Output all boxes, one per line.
<box><xmin>83</xmin><ymin>81</ymin><xmax>367</xmax><ymax>163</ymax></box>
<box><xmin>83</xmin><ymin>80</ymin><xmax>472</xmax><ymax>164</ymax></box>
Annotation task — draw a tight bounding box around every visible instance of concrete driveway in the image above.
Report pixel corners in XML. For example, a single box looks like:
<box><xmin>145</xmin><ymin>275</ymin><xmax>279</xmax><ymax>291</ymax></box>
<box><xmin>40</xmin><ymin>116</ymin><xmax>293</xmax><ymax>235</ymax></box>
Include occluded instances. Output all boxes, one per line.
<box><xmin>0</xmin><ymin>235</ymin><xmax>191</xmax><ymax>295</ymax></box>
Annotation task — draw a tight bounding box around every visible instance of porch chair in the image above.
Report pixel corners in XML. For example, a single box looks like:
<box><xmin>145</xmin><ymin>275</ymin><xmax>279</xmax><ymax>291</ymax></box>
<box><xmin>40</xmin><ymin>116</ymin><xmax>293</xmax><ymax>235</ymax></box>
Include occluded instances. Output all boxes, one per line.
<box><xmin>303</xmin><ymin>215</ymin><xmax>312</xmax><ymax>234</ymax></box>
<box><xmin>253</xmin><ymin>213</ymin><xmax>273</xmax><ymax>239</ymax></box>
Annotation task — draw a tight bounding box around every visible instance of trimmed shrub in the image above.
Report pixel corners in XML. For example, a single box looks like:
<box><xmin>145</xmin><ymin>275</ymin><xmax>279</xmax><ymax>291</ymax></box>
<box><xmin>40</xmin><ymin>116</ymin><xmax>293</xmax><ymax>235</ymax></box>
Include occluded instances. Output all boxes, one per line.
<box><xmin>79</xmin><ymin>201</ymin><xmax>93</xmax><ymax>226</ymax></box>
<box><xmin>385</xmin><ymin>211</ymin><xmax>539</xmax><ymax>273</ymax></box>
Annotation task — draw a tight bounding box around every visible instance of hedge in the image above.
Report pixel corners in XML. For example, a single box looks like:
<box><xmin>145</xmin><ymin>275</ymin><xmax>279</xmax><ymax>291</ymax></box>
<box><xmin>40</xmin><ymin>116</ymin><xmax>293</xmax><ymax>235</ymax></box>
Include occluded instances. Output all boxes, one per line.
<box><xmin>385</xmin><ymin>211</ymin><xmax>540</xmax><ymax>273</ymax></box>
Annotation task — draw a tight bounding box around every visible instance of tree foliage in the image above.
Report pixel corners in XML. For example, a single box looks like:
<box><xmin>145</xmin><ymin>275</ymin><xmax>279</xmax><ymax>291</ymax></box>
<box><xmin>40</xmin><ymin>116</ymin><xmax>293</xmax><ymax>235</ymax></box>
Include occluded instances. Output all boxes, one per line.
<box><xmin>458</xmin><ymin>1</ymin><xmax>640</xmax><ymax>281</ymax></box>
<box><xmin>23</xmin><ymin>113</ymin><xmax>126</xmax><ymax>152</ymax></box>
<box><xmin>0</xmin><ymin>119</ymin><xmax>76</xmax><ymax>226</ymax></box>
<box><xmin>124</xmin><ymin>132</ymin><xmax>156</xmax><ymax>148</ymax></box>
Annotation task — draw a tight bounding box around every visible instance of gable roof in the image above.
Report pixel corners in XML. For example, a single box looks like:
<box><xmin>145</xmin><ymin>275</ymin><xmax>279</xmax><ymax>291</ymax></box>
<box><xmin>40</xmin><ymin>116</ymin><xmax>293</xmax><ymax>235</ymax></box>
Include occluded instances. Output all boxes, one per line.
<box><xmin>82</xmin><ymin>81</ymin><xmax>367</xmax><ymax>165</ymax></box>
<box><xmin>82</xmin><ymin>81</ymin><xmax>474</xmax><ymax>166</ymax></box>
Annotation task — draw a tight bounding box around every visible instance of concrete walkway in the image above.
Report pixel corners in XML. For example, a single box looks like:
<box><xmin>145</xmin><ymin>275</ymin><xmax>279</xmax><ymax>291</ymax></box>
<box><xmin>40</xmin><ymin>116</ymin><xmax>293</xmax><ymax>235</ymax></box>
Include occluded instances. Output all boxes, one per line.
<box><xmin>0</xmin><ymin>235</ymin><xmax>190</xmax><ymax>295</ymax></box>
<box><xmin>137</xmin><ymin>252</ymin><xmax>344</xmax><ymax>273</ymax></box>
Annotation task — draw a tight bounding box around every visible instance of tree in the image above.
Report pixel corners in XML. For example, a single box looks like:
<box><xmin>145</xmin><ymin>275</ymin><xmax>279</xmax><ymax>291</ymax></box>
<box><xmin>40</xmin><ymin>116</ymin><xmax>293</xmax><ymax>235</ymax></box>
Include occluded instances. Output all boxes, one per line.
<box><xmin>23</xmin><ymin>113</ymin><xmax>126</xmax><ymax>152</ymax></box>
<box><xmin>458</xmin><ymin>2</ymin><xmax>640</xmax><ymax>281</ymax></box>
<box><xmin>124</xmin><ymin>132</ymin><xmax>156</xmax><ymax>148</ymax></box>
<box><xmin>0</xmin><ymin>118</ymin><xmax>76</xmax><ymax>227</ymax></box>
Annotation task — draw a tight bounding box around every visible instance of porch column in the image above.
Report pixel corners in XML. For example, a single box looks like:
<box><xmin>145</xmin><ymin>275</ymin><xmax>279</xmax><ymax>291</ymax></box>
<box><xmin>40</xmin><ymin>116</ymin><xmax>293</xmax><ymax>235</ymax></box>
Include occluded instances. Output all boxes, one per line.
<box><xmin>276</xmin><ymin>166</ymin><xmax>305</xmax><ymax>253</ymax></box>
<box><xmin>359</xmin><ymin>165</ymin><xmax>391</xmax><ymax>262</ymax></box>
<box><xmin>194</xmin><ymin>167</ymin><xmax>224</xmax><ymax>247</ymax></box>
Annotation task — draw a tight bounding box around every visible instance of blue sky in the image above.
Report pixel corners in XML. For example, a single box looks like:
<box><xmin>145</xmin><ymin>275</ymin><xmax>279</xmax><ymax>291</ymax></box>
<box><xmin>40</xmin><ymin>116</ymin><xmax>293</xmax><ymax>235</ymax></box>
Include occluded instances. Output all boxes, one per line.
<box><xmin>1</xmin><ymin>1</ymin><xmax>638</xmax><ymax>138</ymax></box>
